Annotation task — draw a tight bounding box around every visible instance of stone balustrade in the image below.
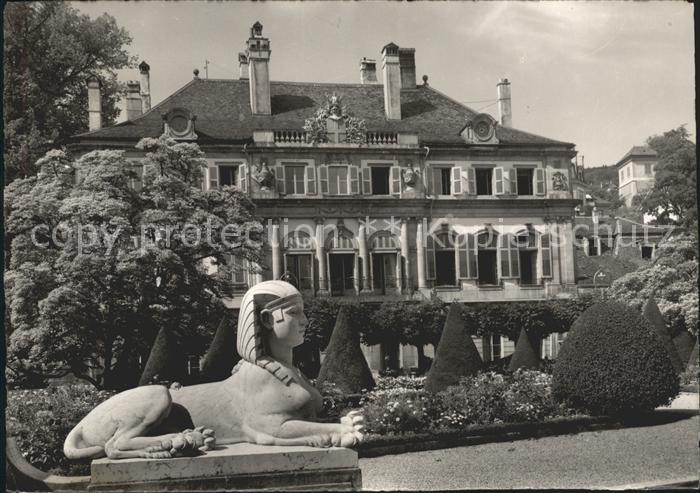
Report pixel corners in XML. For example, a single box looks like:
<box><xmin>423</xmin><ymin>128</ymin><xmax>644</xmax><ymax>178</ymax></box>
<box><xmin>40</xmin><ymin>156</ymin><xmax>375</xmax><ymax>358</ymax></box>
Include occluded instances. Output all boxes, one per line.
<box><xmin>366</xmin><ymin>131</ymin><xmax>398</xmax><ymax>145</ymax></box>
<box><xmin>273</xmin><ymin>129</ymin><xmax>308</xmax><ymax>144</ymax></box>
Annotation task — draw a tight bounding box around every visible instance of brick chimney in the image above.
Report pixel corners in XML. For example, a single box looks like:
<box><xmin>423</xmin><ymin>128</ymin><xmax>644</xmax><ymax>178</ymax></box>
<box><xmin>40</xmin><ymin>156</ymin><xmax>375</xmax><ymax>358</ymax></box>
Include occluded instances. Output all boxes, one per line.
<box><xmin>87</xmin><ymin>76</ymin><xmax>102</xmax><ymax>131</ymax></box>
<box><xmin>360</xmin><ymin>58</ymin><xmax>378</xmax><ymax>84</ymax></box>
<box><xmin>139</xmin><ymin>61</ymin><xmax>151</xmax><ymax>113</ymax></box>
<box><xmin>398</xmin><ymin>48</ymin><xmax>416</xmax><ymax>89</ymax></box>
<box><xmin>497</xmin><ymin>78</ymin><xmax>512</xmax><ymax>127</ymax></box>
<box><xmin>125</xmin><ymin>81</ymin><xmax>142</xmax><ymax>121</ymax></box>
<box><xmin>381</xmin><ymin>42</ymin><xmax>401</xmax><ymax>120</ymax></box>
<box><xmin>238</xmin><ymin>52</ymin><xmax>249</xmax><ymax>80</ymax></box>
<box><xmin>246</xmin><ymin>21</ymin><xmax>271</xmax><ymax>115</ymax></box>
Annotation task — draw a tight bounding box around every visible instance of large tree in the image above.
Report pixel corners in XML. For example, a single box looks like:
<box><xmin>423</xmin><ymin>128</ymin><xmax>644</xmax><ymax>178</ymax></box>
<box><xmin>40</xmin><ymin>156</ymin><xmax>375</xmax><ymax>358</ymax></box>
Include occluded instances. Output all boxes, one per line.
<box><xmin>608</xmin><ymin>234</ymin><xmax>698</xmax><ymax>337</ymax></box>
<box><xmin>3</xmin><ymin>2</ymin><xmax>135</xmax><ymax>182</ymax></box>
<box><xmin>640</xmin><ymin>126</ymin><xmax>697</xmax><ymax>228</ymax></box>
<box><xmin>5</xmin><ymin>138</ymin><xmax>263</xmax><ymax>389</ymax></box>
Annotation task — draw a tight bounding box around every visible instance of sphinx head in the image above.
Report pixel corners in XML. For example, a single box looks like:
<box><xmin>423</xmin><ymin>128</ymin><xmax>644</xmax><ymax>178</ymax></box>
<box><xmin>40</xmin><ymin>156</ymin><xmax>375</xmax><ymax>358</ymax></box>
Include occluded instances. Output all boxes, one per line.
<box><xmin>236</xmin><ymin>281</ymin><xmax>307</xmax><ymax>364</ymax></box>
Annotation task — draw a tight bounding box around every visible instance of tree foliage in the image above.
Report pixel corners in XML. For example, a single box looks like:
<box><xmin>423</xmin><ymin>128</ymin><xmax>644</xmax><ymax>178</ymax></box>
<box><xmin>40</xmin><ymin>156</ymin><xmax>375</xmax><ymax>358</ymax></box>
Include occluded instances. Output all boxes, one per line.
<box><xmin>640</xmin><ymin>126</ymin><xmax>697</xmax><ymax>228</ymax></box>
<box><xmin>608</xmin><ymin>234</ymin><xmax>698</xmax><ymax>336</ymax></box>
<box><xmin>3</xmin><ymin>2</ymin><xmax>136</xmax><ymax>182</ymax></box>
<box><xmin>5</xmin><ymin>138</ymin><xmax>262</xmax><ymax>389</ymax></box>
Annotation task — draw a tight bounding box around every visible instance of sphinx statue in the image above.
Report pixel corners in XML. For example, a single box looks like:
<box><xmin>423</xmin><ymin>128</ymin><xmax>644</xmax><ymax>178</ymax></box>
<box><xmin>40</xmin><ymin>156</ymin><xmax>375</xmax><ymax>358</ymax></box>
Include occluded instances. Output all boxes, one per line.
<box><xmin>64</xmin><ymin>281</ymin><xmax>364</xmax><ymax>460</ymax></box>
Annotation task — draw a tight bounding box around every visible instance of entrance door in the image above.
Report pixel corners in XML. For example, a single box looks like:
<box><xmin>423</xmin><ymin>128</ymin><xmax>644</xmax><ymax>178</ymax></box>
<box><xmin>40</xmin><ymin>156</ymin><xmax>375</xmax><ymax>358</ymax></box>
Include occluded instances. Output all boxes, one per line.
<box><xmin>329</xmin><ymin>254</ymin><xmax>355</xmax><ymax>295</ymax></box>
<box><xmin>372</xmin><ymin>253</ymin><xmax>397</xmax><ymax>294</ymax></box>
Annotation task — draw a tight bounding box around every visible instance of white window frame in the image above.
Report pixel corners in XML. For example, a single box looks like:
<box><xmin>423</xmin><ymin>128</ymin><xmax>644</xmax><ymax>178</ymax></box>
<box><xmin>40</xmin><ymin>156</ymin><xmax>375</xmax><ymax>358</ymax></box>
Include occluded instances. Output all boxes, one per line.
<box><xmin>320</xmin><ymin>164</ymin><xmax>360</xmax><ymax>196</ymax></box>
<box><xmin>512</xmin><ymin>164</ymin><xmax>538</xmax><ymax>196</ymax></box>
<box><xmin>208</xmin><ymin>160</ymin><xmax>247</xmax><ymax>192</ymax></box>
<box><xmin>472</xmin><ymin>164</ymin><xmax>496</xmax><ymax>196</ymax></box>
<box><xmin>361</xmin><ymin>159</ymin><xmax>397</xmax><ymax>196</ymax></box>
<box><xmin>275</xmin><ymin>159</ymin><xmax>314</xmax><ymax>196</ymax></box>
<box><xmin>427</xmin><ymin>162</ymin><xmax>455</xmax><ymax>197</ymax></box>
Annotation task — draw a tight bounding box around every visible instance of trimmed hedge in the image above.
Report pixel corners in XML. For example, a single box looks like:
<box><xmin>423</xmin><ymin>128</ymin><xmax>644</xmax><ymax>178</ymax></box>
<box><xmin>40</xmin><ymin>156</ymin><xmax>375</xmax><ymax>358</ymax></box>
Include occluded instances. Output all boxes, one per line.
<box><xmin>643</xmin><ymin>296</ymin><xmax>683</xmax><ymax>372</ymax></box>
<box><xmin>552</xmin><ymin>301</ymin><xmax>680</xmax><ymax>416</ymax></box>
<box><xmin>425</xmin><ymin>302</ymin><xmax>482</xmax><ymax>393</ymax></box>
<box><xmin>200</xmin><ymin>314</ymin><xmax>240</xmax><ymax>383</ymax></box>
<box><xmin>316</xmin><ymin>306</ymin><xmax>376</xmax><ymax>393</ymax></box>
<box><xmin>507</xmin><ymin>328</ymin><xmax>540</xmax><ymax>372</ymax></box>
<box><xmin>138</xmin><ymin>327</ymin><xmax>187</xmax><ymax>386</ymax></box>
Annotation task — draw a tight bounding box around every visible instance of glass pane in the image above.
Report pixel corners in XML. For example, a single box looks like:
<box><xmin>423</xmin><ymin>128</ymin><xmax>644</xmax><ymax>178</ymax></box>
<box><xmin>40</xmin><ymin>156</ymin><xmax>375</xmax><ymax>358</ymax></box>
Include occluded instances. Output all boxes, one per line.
<box><xmin>219</xmin><ymin>165</ymin><xmax>238</xmax><ymax>186</ymax></box>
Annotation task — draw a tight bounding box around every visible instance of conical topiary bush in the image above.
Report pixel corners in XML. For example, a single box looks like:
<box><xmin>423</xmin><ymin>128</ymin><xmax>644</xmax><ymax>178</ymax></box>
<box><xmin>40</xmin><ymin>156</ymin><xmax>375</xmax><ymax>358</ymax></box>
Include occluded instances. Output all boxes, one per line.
<box><xmin>507</xmin><ymin>327</ymin><xmax>541</xmax><ymax>371</ymax></box>
<box><xmin>425</xmin><ymin>302</ymin><xmax>482</xmax><ymax>393</ymax></box>
<box><xmin>316</xmin><ymin>305</ymin><xmax>375</xmax><ymax>393</ymax></box>
<box><xmin>138</xmin><ymin>327</ymin><xmax>187</xmax><ymax>386</ymax></box>
<box><xmin>643</xmin><ymin>296</ymin><xmax>684</xmax><ymax>372</ymax></box>
<box><xmin>674</xmin><ymin>330</ymin><xmax>697</xmax><ymax>366</ymax></box>
<box><xmin>200</xmin><ymin>314</ymin><xmax>240</xmax><ymax>383</ymax></box>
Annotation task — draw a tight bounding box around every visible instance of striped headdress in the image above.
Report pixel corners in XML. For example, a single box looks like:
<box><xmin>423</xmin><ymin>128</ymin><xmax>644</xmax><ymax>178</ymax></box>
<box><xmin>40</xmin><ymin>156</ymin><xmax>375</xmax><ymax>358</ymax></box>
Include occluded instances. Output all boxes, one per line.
<box><xmin>236</xmin><ymin>280</ymin><xmax>303</xmax><ymax>385</ymax></box>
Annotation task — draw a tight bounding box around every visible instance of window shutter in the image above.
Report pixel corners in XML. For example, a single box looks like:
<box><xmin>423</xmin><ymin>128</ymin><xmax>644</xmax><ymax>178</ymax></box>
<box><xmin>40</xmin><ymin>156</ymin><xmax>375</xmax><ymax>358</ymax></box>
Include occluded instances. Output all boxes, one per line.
<box><xmin>275</xmin><ymin>164</ymin><xmax>286</xmax><ymax>195</ymax></box>
<box><xmin>541</xmin><ymin>233</ymin><xmax>552</xmax><ymax>278</ymax></box>
<box><xmin>466</xmin><ymin>168</ymin><xmax>476</xmax><ymax>195</ymax></box>
<box><xmin>319</xmin><ymin>165</ymin><xmax>329</xmax><ymax>194</ymax></box>
<box><xmin>457</xmin><ymin>233</ymin><xmax>468</xmax><ymax>278</ymax></box>
<box><xmin>209</xmin><ymin>165</ymin><xmax>219</xmax><ymax>190</ymax></box>
<box><xmin>390</xmin><ymin>166</ymin><xmax>401</xmax><ymax>196</ymax></box>
<box><xmin>509</xmin><ymin>169</ymin><xmax>517</xmax><ymax>194</ymax></box>
<box><xmin>426</xmin><ymin>235</ymin><xmax>436</xmax><ymax>280</ymax></box>
<box><xmin>509</xmin><ymin>244</ymin><xmax>520</xmax><ymax>278</ymax></box>
<box><xmin>494</xmin><ymin>167</ymin><xmax>504</xmax><ymax>195</ymax></box>
<box><xmin>306</xmin><ymin>165</ymin><xmax>316</xmax><ymax>195</ymax></box>
<box><xmin>535</xmin><ymin>168</ymin><xmax>546</xmax><ymax>195</ymax></box>
<box><xmin>451</xmin><ymin>166</ymin><xmax>462</xmax><ymax>195</ymax></box>
<box><xmin>237</xmin><ymin>164</ymin><xmax>247</xmax><ymax>192</ymax></box>
<box><xmin>362</xmin><ymin>167</ymin><xmax>371</xmax><ymax>195</ymax></box>
<box><xmin>349</xmin><ymin>165</ymin><xmax>359</xmax><ymax>195</ymax></box>
<box><xmin>466</xmin><ymin>233</ymin><xmax>477</xmax><ymax>279</ymax></box>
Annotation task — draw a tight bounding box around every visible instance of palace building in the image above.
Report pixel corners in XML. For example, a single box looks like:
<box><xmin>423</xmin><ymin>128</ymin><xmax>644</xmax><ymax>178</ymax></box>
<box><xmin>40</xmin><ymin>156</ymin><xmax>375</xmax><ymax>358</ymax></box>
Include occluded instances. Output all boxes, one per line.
<box><xmin>70</xmin><ymin>23</ymin><xmax>580</xmax><ymax>370</ymax></box>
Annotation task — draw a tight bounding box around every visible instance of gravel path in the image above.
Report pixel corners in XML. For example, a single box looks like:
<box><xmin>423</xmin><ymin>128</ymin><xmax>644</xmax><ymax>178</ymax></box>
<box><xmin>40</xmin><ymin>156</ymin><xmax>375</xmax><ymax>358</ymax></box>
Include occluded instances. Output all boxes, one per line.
<box><xmin>360</xmin><ymin>411</ymin><xmax>699</xmax><ymax>490</ymax></box>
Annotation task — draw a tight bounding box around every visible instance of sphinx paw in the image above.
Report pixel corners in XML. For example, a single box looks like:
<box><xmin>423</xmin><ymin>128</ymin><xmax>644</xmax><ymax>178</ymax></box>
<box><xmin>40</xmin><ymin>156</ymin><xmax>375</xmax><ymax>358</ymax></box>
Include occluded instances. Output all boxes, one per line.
<box><xmin>306</xmin><ymin>434</ymin><xmax>332</xmax><ymax>448</ymax></box>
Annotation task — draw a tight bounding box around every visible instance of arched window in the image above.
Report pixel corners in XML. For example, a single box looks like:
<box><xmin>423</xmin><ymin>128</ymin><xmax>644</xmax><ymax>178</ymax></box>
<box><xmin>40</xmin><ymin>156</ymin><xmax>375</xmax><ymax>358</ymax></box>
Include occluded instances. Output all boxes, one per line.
<box><xmin>283</xmin><ymin>231</ymin><xmax>314</xmax><ymax>290</ymax></box>
<box><xmin>325</xmin><ymin>226</ymin><xmax>357</xmax><ymax>295</ymax></box>
<box><xmin>476</xmin><ymin>228</ymin><xmax>499</xmax><ymax>285</ymax></box>
<box><xmin>368</xmin><ymin>231</ymin><xmax>400</xmax><ymax>293</ymax></box>
<box><xmin>426</xmin><ymin>227</ymin><xmax>457</xmax><ymax>287</ymax></box>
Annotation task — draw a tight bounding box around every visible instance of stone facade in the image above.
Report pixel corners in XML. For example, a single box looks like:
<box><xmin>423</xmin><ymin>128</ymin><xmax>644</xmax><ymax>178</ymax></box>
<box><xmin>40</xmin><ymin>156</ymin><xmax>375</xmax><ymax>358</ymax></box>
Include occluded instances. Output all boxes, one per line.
<box><xmin>70</xmin><ymin>23</ymin><xmax>580</xmax><ymax>372</ymax></box>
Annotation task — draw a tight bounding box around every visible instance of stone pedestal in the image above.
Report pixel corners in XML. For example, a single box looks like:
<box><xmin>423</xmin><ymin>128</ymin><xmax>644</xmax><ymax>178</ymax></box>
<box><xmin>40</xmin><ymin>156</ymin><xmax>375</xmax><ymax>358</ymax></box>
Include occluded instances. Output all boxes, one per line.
<box><xmin>88</xmin><ymin>444</ymin><xmax>361</xmax><ymax>492</ymax></box>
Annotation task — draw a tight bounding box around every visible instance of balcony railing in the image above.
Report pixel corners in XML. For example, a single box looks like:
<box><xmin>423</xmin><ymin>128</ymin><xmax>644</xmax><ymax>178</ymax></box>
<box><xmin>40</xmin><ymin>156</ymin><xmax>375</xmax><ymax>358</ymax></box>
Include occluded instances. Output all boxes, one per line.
<box><xmin>273</xmin><ymin>130</ymin><xmax>308</xmax><ymax>144</ymax></box>
<box><xmin>366</xmin><ymin>131</ymin><xmax>398</xmax><ymax>145</ymax></box>
<box><xmin>268</xmin><ymin>129</ymin><xmax>405</xmax><ymax>146</ymax></box>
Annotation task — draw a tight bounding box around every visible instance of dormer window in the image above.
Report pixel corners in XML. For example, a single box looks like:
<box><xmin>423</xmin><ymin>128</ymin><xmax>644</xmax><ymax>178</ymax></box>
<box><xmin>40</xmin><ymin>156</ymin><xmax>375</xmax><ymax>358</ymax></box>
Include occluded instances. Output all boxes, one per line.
<box><xmin>162</xmin><ymin>108</ymin><xmax>197</xmax><ymax>140</ymax></box>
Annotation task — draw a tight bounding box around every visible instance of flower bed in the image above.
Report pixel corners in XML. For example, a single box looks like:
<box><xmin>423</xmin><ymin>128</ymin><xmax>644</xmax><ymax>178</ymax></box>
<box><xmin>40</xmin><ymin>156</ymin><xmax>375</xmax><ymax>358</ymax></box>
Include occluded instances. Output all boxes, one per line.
<box><xmin>356</xmin><ymin>371</ymin><xmax>576</xmax><ymax>436</ymax></box>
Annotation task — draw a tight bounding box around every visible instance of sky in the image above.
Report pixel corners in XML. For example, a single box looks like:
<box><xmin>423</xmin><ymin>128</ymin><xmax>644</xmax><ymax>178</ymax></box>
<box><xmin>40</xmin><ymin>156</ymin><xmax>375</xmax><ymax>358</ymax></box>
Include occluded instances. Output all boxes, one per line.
<box><xmin>71</xmin><ymin>1</ymin><xmax>695</xmax><ymax>167</ymax></box>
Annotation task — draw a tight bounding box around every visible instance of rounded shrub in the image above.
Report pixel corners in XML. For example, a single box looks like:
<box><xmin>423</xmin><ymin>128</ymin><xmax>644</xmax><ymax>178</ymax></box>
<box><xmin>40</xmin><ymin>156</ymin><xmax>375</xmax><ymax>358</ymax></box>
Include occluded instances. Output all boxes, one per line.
<box><xmin>552</xmin><ymin>301</ymin><xmax>680</xmax><ymax>416</ymax></box>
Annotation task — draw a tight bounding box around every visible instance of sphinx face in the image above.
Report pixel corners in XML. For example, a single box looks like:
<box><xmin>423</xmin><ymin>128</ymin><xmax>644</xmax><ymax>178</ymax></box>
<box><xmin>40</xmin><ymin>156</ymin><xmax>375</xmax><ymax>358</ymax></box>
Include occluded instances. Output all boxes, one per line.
<box><xmin>269</xmin><ymin>300</ymin><xmax>307</xmax><ymax>348</ymax></box>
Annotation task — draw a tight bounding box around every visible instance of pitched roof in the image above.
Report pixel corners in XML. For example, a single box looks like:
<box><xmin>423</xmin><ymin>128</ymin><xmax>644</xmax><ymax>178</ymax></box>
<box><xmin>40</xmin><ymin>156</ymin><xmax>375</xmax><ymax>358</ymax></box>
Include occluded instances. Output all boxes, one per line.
<box><xmin>615</xmin><ymin>145</ymin><xmax>657</xmax><ymax>167</ymax></box>
<box><xmin>73</xmin><ymin>78</ymin><xmax>574</xmax><ymax>147</ymax></box>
